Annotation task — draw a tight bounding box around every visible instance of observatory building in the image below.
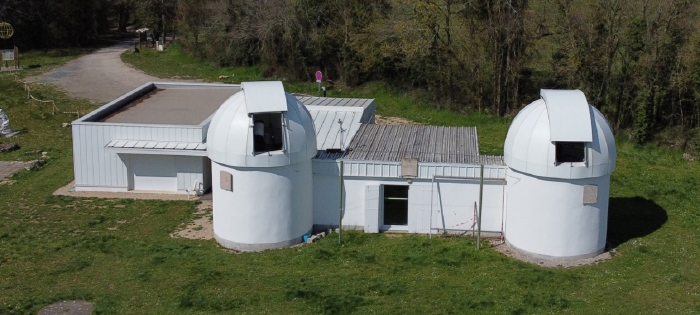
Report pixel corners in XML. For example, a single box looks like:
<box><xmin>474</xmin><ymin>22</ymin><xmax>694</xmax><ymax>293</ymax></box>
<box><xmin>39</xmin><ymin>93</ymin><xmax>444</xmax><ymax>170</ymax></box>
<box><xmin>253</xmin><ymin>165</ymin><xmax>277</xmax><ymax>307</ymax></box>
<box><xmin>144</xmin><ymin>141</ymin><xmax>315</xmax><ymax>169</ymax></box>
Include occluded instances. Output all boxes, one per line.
<box><xmin>72</xmin><ymin>82</ymin><xmax>615</xmax><ymax>259</ymax></box>
<box><xmin>503</xmin><ymin>90</ymin><xmax>617</xmax><ymax>259</ymax></box>
<box><xmin>206</xmin><ymin>81</ymin><xmax>317</xmax><ymax>250</ymax></box>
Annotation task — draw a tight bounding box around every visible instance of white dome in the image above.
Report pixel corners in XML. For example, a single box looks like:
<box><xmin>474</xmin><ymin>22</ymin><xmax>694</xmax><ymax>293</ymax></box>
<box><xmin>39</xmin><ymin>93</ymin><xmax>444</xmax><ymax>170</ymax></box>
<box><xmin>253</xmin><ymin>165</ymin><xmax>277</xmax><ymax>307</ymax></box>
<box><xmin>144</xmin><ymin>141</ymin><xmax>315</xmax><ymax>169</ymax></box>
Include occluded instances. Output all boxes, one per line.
<box><xmin>503</xmin><ymin>89</ymin><xmax>616</xmax><ymax>179</ymax></box>
<box><xmin>207</xmin><ymin>81</ymin><xmax>317</xmax><ymax>167</ymax></box>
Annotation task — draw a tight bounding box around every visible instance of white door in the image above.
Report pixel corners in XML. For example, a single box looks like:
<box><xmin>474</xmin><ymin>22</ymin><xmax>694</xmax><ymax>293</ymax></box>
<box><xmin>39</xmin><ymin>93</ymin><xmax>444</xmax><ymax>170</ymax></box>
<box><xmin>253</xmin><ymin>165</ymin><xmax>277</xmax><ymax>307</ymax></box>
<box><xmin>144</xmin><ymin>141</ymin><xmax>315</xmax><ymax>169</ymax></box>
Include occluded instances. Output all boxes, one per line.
<box><xmin>130</xmin><ymin>155</ymin><xmax>177</xmax><ymax>192</ymax></box>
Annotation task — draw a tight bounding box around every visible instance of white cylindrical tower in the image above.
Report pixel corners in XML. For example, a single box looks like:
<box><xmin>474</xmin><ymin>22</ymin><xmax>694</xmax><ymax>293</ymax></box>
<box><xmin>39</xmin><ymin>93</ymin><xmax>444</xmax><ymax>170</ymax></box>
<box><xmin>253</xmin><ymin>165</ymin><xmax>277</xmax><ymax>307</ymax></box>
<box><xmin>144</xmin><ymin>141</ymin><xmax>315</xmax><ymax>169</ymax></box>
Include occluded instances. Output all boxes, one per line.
<box><xmin>207</xmin><ymin>81</ymin><xmax>317</xmax><ymax>251</ymax></box>
<box><xmin>503</xmin><ymin>89</ymin><xmax>616</xmax><ymax>260</ymax></box>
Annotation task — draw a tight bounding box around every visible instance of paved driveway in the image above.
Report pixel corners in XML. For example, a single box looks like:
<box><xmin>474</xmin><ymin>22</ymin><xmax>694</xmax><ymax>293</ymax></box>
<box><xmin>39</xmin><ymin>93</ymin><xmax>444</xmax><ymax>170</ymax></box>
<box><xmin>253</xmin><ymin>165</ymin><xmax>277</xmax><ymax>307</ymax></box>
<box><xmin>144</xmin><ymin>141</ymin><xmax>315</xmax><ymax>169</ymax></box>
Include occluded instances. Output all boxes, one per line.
<box><xmin>27</xmin><ymin>40</ymin><xmax>163</xmax><ymax>104</ymax></box>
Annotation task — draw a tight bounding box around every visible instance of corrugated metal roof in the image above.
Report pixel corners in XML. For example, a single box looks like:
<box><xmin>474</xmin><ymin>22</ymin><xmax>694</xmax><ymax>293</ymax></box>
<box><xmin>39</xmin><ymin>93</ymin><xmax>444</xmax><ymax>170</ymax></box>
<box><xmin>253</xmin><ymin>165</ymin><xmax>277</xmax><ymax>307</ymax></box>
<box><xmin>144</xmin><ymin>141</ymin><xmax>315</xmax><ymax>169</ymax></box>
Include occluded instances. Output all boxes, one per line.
<box><xmin>309</xmin><ymin>109</ymin><xmax>364</xmax><ymax>150</ymax></box>
<box><xmin>295</xmin><ymin>96</ymin><xmax>375</xmax><ymax>151</ymax></box>
<box><xmin>342</xmin><ymin>124</ymin><xmax>504</xmax><ymax>165</ymax></box>
<box><xmin>106</xmin><ymin>140</ymin><xmax>207</xmax><ymax>151</ymax></box>
<box><xmin>296</xmin><ymin>96</ymin><xmax>373</xmax><ymax>108</ymax></box>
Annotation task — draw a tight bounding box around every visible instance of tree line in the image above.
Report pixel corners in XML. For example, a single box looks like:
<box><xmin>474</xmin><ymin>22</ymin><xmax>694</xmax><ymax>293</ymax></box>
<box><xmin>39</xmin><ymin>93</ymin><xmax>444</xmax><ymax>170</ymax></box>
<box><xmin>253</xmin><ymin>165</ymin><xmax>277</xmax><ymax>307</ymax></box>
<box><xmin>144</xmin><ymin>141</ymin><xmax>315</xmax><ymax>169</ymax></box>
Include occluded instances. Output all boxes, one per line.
<box><xmin>2</xmin><ymin>0</ymin><xmax>700</xmax><ymax>145</ymax></box>
<box><xmin>175</xmin><ymin>0</ymin><xmax>700</xmax><ymax>145</ymax></box>
<box><xmin>0</xmin><ymin>0</ymin><xmax>174</xmax><ymax>48</ymax></box>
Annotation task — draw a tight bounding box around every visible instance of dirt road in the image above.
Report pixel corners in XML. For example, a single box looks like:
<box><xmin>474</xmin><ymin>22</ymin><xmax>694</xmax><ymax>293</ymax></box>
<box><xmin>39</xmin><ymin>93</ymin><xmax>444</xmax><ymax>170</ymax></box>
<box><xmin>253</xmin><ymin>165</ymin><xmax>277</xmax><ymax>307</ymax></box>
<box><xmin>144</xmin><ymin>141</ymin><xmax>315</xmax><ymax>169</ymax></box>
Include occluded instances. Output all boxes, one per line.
<box><xmin>27</xmin><ymin>40</ymin><xmax>163</xmax><ymax>104</ymax></box>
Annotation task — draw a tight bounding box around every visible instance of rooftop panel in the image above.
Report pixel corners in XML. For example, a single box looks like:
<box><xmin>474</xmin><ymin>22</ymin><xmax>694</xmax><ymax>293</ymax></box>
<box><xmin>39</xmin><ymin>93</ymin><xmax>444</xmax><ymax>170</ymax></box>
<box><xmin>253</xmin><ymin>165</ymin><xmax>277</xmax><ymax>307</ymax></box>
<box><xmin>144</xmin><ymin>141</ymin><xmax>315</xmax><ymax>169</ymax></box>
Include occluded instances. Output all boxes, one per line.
<box><xmin>101</xmin><ymin>87</ymin><xmax>240</xmax><ymax>125</ymax></box>
<box><xmin>541</xmin><ymin>89</ymin><xmax>593</xmax><ymax>142</ymax></box>
<box><xmin>241</xmin><ymin>81</ymin><xmax>288</xmax><ymax>113</ymax></box>
<box><xmin>296</xmin><ymin>96</ymin><xmax>373</xmax><ymax>108</ymax></box>
<box><xmin>342</xmin><ymin>124</ymin><xmax>503</xmax><ymax>165</ymax></box>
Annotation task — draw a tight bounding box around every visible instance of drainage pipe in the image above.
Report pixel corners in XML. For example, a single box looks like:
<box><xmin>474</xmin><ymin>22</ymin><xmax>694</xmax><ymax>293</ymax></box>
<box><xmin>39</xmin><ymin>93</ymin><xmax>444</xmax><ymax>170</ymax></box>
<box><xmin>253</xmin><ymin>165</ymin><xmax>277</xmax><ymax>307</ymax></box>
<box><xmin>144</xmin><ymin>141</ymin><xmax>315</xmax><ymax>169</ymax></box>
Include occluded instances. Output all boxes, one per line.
<box><xmin>429</xmin><ymin>176</ymin><xmax>435</xmax><ymax>239</ymax></box>
<box><xmin>338</xmin><ymin>160</ymin><xmax>344</xmax><ymax>244</ymax></box>
<box><xmin>477</xmin><ymin>164</ymin><xmax>484</xmax><ymax>250</ymax></box>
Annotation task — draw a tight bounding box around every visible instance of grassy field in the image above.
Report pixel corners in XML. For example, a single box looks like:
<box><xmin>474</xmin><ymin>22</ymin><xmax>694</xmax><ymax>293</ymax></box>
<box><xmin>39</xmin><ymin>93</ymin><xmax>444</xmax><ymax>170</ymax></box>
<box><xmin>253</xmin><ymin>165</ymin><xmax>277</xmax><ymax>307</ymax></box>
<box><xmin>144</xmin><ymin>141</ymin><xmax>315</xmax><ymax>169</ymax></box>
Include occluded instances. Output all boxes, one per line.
<box><xmin>0</xmin><ymin>46</ymin><xmax>698</xmax><ymax>314</ymax></box>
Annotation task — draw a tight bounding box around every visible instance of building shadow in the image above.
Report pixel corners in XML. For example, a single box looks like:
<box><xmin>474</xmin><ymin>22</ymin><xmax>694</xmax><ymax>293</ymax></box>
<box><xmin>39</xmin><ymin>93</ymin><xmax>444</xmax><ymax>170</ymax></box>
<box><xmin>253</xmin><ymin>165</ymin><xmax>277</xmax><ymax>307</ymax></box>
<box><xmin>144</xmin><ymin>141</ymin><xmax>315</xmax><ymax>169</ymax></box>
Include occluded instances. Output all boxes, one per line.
<box><xmin>607</xmin><ymin>197</ymin><xmax>667</xmax><ymax>249</ymax></box>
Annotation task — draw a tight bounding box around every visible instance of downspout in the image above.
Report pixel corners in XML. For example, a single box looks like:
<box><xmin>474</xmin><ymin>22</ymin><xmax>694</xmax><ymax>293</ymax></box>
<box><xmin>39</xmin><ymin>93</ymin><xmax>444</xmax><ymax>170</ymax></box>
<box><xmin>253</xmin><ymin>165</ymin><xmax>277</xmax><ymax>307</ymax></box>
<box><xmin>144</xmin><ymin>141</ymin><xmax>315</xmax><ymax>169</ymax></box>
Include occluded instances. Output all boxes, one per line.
<box><xmin>501</xmin><ymin>184</ymin><xmax>506</xmax><ymax>244</ymax></box>
<box><xmin>429</xmin><ymin>175</ymin><xmax>435</xmax><ymax>239</ymax></box>
<box><xmin>477</xmin><ymin>164</ymin><xmax>484</xmax><ymax>250</ymax></box>
<box><xmin>338</xmin><ymin>160</ymin><xmax>344</xmax><ymax>244</ymax></box>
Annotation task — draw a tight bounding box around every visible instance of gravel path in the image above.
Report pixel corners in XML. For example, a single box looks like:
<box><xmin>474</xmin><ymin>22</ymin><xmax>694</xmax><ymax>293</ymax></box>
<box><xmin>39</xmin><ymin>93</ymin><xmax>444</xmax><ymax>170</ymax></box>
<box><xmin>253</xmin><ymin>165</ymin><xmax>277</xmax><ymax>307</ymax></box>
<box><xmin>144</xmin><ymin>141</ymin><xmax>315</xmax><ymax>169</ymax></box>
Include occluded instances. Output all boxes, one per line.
<box><xmin>26</xmin><ymin>40</ymin><xmax>163</xmax><ymax>104</ymax></box>
<box><xmin>492</xmin><ymin>242</ymin><xmax>613</xmax><ymax>268</ymax></box>
<box><xmin>37</xmin><ymin>301</ymin><xmax>93</xmax><ymax>315</ymax></box>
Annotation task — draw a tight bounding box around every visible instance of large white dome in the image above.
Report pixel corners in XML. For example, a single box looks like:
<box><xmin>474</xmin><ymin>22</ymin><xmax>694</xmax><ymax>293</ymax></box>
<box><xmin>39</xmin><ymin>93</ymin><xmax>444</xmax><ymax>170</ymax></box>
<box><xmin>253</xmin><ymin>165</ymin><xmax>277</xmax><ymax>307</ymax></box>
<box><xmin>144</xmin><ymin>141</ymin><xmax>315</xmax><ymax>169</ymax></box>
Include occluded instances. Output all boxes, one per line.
<box><xmin>503</xmin><ymin>89</ymin><xmax>616</xmax><ymax>179</ymax></box>
<box><xmin>207</xmin><ymin>81</ymin><xmax>317</xmax><ymax>167</ymax></box>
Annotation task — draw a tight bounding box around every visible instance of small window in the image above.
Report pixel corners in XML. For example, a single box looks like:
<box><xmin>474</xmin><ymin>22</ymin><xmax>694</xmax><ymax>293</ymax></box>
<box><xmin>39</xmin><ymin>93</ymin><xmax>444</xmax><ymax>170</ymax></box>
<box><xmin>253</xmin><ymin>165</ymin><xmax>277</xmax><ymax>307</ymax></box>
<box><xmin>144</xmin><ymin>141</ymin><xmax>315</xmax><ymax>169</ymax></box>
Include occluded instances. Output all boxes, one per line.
<box><xmin>555</xmin><ymin>142</ymin><xmax>585</xmax><ymax>163</ymax></box>
<box><xmin>252</xmin><ymin>113</ymin><xmax>284</xmax><ymax>153</ymax></box>
<box><xmin>383</xmin><ymin>185</ymin><xmax>408</xmax><ymax>226</ymax></box>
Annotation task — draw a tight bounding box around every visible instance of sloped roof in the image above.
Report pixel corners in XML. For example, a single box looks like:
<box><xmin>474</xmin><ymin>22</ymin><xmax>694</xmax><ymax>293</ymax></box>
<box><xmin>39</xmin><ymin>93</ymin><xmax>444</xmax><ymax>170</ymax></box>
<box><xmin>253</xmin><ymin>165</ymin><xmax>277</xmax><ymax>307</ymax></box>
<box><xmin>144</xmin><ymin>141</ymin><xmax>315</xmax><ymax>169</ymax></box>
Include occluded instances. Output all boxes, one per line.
<box><xmin>341</xmin><ymin>124</ymin><xmax>503</xmax><ymax>165</ymax></box>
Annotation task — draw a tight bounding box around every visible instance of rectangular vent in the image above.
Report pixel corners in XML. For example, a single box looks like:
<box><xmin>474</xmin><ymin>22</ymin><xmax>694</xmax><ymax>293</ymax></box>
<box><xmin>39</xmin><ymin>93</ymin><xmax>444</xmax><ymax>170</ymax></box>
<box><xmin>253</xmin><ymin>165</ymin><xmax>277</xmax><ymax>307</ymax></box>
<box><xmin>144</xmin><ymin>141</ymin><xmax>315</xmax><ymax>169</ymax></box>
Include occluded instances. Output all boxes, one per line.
<box><xmin>583</xmin><ymin>185</ymin><xmax>598</xmax><ymax>204</ymax></box>
<box><xmin>220</xmin><ymin>170</ymin><xmax>232</xmax><ymax>192</ymax></box>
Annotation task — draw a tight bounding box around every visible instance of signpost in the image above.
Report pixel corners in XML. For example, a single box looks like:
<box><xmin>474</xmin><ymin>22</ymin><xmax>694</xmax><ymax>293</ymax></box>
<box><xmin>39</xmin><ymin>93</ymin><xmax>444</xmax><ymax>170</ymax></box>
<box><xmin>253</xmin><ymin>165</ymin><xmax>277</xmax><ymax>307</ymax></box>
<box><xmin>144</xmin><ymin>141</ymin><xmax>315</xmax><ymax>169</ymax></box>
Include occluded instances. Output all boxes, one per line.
<box><xmin>316</xmin><ymin>71</ymin><xmax>322</xmax><ymax>91</ymax></box>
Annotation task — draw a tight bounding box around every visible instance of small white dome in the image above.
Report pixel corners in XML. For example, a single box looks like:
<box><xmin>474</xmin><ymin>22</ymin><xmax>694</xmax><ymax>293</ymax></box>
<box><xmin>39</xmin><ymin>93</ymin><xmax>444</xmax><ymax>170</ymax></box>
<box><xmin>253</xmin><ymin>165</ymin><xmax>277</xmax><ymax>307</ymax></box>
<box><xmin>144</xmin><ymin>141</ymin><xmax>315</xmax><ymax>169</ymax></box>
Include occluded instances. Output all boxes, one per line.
<box><xmin>503</xmin><ymin>89</ymin><xmax>616</xmax><ymax>179</ymax></box>
<box><xmin>207</xmin><ymin>81</ymin><xmax>317</xmax><ymax>167</ymax></box>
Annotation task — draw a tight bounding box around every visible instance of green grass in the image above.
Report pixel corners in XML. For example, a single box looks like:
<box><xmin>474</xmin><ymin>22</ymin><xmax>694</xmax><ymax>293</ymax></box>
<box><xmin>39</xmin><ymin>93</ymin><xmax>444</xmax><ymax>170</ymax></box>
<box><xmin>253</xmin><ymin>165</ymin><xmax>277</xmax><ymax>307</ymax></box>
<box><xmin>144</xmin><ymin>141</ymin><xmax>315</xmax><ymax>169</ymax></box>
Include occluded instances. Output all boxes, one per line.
<box><xmin>0</xmin><ymin>46</ymin><xmax>698</xmax><ymax>314</ymax></box>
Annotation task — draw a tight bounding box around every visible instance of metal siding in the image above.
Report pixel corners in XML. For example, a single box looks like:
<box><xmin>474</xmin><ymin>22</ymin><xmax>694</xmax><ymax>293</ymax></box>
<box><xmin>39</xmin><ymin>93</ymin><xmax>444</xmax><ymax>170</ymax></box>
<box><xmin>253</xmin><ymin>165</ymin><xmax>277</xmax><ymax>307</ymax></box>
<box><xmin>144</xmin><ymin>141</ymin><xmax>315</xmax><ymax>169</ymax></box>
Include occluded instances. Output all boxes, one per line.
<box><xmin>72</xmin><ymin>125</ymin><xmax>84</xmax><ymax>185</ymax></box>
<box><xmin>174</xmin><ymin>155</ymin><xmax>206</xmax><ymax>192</ymax></box>
<box><xmin>200</xmin><ymin>123</ymin><xmax>209</xmax><ymax>142</ymax></box>
<box><xmin>76</xmin><ymin>125</ymin><xmax>85</xmax><ymax>185</ymax></box>
<box><xmin>74</xmin><ymin>122</ymin><xmax>209</xmax><ymax>190</ymax></box>
<box><xmin>91</xmin><ymin>124</ymin><xmax>100</xmax><ymax>185</ymax></box>
<box><xmin>99</xmin><ymin>126</ymin><xmax>108</xmax><ymax>185</ymax></box>
<box><xmin>177</xmin><ymin>157</ymin><xmax>185</xmax><ymax>191</ymax></box>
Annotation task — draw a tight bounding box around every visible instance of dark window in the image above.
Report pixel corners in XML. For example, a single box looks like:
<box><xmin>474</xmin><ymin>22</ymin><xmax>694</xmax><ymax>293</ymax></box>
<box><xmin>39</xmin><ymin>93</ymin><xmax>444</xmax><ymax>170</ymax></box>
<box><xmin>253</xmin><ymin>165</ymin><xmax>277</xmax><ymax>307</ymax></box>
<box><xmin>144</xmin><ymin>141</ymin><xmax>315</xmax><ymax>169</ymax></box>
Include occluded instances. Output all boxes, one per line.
<box><xmin>252</xmin><ymin>113</ymin><xmax>283</xmax><ymax>153</ymax></box>
<box><xmin>555</xmin><ymin>142</ymin><xmax>585</xmax><ymax>163</ymax></box>
<box><xmin>383</xmin><ymin>185</ymin><xmax>408</xmax><ymax>226</ymax></box>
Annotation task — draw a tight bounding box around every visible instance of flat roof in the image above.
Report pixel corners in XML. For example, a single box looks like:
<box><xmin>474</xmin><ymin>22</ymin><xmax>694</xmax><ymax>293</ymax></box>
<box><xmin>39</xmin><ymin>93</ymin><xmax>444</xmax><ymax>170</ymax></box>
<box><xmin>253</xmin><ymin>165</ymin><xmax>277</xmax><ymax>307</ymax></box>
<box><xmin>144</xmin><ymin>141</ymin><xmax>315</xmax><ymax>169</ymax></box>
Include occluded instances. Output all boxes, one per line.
<box><xmin>102</xmin><ymin>87</ymin><xmax>240</xmax><ymax>125</ymax></box>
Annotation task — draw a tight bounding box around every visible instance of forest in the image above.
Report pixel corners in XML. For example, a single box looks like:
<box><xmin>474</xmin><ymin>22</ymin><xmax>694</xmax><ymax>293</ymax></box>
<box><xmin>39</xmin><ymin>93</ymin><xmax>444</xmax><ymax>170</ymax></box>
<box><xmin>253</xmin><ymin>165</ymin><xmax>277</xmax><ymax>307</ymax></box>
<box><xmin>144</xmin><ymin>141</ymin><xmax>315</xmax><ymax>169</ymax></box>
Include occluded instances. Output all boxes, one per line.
<box><xmin>3</xmin><ymin>0</ymin><xmax>700</xmax><ymax>148</ymax></box>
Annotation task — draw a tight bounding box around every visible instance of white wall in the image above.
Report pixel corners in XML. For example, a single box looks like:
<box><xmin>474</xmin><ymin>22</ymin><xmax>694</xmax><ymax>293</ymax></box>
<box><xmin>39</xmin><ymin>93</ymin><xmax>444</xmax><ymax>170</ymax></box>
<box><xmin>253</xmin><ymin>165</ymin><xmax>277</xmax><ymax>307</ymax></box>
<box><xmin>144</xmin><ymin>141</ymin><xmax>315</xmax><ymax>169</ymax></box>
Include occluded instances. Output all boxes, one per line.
<box><xmin>129</xmin><ymin>155</ymin><xmax>178</xmax><ymax>191</ymax></box>
<box><xmin>212</xmin><ymin>160</ymin><xmax>314</xmax><ymax>250</ymax></box>
<box><xmin>312</xmin><ymin>175</ymin><xmax>505</xmax><ymax>234</ymax></box>
<box><xmin>124</xmin><ymin>154</ymin><xmax>208</xmax><ymax>194</ymax></box>
<box><xmin>72</xmin><ymin>123</ymin><xmax>205</xmax><ymax>191</ymax></box>
<box><xmin>504</xmin><ymin>168</ymin><xmax>610</xmax><ymax>259</ymax></box>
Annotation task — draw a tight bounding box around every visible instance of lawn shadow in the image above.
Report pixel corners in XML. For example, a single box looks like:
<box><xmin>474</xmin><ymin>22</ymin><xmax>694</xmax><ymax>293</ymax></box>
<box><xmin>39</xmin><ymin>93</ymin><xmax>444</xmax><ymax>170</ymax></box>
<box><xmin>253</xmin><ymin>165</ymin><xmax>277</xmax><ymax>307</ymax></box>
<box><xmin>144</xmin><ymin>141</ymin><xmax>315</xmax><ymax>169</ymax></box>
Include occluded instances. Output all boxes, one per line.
<box><xmin>607</xmin><ymin>196</ymin><xmax>667</xmax><ymax>249</ymax></box>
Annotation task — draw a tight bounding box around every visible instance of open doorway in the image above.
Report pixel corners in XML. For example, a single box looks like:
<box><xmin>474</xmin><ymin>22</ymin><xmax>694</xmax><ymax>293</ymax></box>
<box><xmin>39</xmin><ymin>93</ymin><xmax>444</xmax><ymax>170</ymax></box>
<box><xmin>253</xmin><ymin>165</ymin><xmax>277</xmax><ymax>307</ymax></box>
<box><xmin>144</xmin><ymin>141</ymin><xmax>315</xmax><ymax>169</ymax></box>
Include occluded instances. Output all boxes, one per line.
<box><xmin>382</xmin><ymin>185</ymin><xmax>408</xmax><ymax>228</ymax></box>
